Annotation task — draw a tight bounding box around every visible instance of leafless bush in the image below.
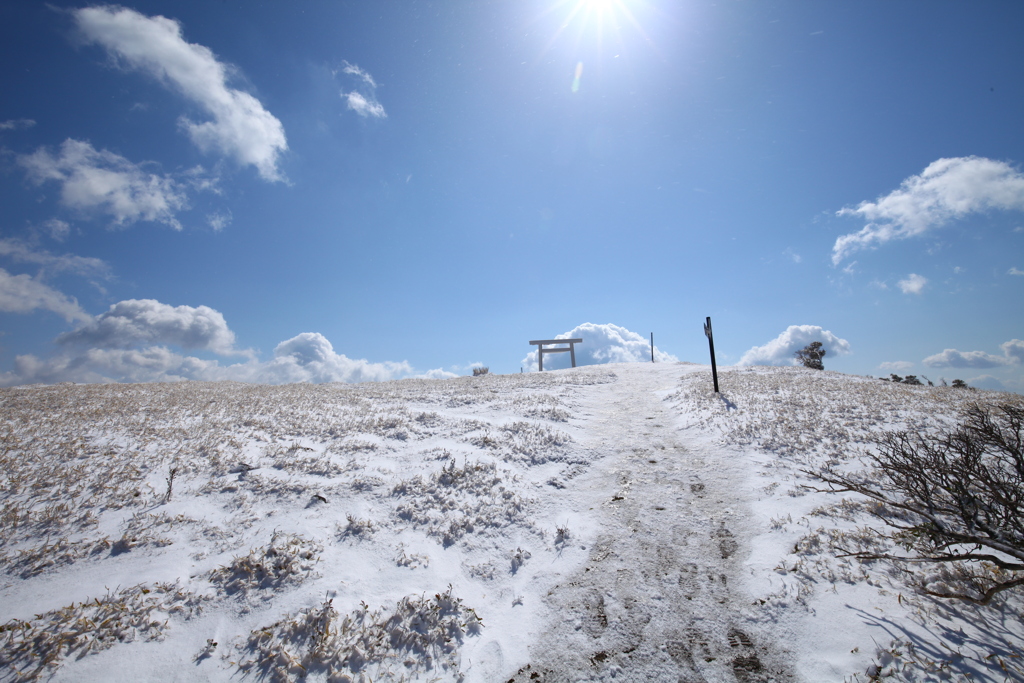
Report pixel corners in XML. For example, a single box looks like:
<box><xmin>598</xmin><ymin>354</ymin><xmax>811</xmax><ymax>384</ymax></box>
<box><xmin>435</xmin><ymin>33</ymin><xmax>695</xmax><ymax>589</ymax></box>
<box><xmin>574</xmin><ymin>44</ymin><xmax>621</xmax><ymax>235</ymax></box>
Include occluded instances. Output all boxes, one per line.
<box><xmin>473</xmin><ymin>367</ymin><xmax>489</xmax><ymax>376</ymax></box>
<box><xmin>809</xmin><ymin>403</ymin><xmax>1024</xmax><ymax>604</ymax></box>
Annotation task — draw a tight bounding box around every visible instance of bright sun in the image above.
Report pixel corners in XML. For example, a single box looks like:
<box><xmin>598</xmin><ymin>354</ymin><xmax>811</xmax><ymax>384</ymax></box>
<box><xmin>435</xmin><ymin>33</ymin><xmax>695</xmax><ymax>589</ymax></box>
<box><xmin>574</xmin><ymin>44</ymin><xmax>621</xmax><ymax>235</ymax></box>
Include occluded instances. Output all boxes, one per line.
<box><xmin>545</xmin><ymin>0</ymin><xmax>649</xmax><ymax>57</ymax></box>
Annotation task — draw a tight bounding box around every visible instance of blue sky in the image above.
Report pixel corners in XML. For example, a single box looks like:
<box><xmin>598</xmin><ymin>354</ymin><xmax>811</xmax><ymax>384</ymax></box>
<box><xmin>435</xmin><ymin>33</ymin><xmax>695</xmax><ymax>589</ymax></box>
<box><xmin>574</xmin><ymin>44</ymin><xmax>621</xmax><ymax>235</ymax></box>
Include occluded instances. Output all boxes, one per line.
<box><xmin>1</xmin><ymin>1</ymin><xmax>1023</xmax><ymax>390</ymax></box>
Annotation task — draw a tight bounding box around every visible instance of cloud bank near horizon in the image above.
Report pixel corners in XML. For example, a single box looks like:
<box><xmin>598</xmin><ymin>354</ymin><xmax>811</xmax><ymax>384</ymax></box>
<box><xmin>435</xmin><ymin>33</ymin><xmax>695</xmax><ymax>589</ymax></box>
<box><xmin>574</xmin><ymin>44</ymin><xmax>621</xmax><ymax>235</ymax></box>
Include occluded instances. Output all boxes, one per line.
<box><xmin>923</xmin><ymin>339</ymin><xmax>1023</xmax><ymax>369</ymax></box>
<box><xmin>520</xmin><ymin>322</ymin><xmax>678</xmax><ymax>372</ymax></box>
<box><xmin>832</xmin><ymin>156</ymin><xmax>1024</xmax><ymax>264</ymax></box>
<box><xmin>737</xmin><ymin>325</ymin><xmax>851</xmax><ymax>367</ymax></box>
<box><xmin>0</xmin><ymin>299</ymin><xmax>453</xmax><ymax>387</ymax></box>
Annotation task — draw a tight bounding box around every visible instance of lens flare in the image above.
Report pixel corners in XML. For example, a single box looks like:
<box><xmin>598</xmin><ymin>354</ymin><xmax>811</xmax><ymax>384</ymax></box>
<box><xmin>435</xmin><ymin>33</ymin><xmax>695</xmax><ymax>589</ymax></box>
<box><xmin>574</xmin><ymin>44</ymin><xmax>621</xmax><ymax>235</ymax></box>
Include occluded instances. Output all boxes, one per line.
<box><xmin>571</xmin><ymin>61</ymin><xmax>584</xmax><ymax>92</ymax></box>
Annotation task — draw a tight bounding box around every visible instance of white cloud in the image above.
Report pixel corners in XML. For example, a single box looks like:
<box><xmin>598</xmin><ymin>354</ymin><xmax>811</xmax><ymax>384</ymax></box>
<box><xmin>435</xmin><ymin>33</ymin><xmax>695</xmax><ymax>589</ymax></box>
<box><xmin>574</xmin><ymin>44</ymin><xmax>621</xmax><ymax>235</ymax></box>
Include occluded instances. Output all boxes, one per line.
<box><xmin>20</xmin><ymin>139</ymin><xmax>188</xmax><ymax>229</ymax></box>
<box><xmin>0</xmin><ymin>268</ymin><xmax>90</xmax><ymax>323</ymax></box>
<box><xmin>964</xmin><ymin>375</ymin><xmax>1008</xmax><ymax>392</ymax></box>
<box><xmin>1001</xmin><ymin>339</ymin><xmax>1024</xmax><ymax>364</ymax></box>
<box><xmin>737</xmin><ymin>325</ymin><xmax>851</xmax><ymax>367</ymax></box>
<box><xmin>344</xmin><ymin>91</ymin><xmax>387</xmax><ymax>118</ymax></box>
<box><xmin>340</xmin><ymin>61</ymin><xmax>386</xmax><ymax>118</ymax></box>
<box><xmin>923</xmin><ymin>348</ymin><xmax>1014</xmax><ymax>369</ymax></box>
<box><xmin>238</xmin><ymin>332</ymin><xmax>414</xmax><ymax>383</ymax></box>
<box><xmin>0</xmin><ymin>334</ymin><xmax>423</xmax><ymax>386</ymax></box>
<box><xmin>878</xmin><ymin>361</ymin><xmax>914</xmax><ymax>372</ymax></box>
<box><xmin>0</xmin><ymin>238</ymin><xmax>110</xmax><ymax>279</ymax></box>
<box><xmin>417</xmin><ymin>367</ymin><xmax>460</xmax><ymax>379</ymax></box>
<box><xmin>42</xmin><ymin>219</ymin><xmax>71</xmax><ymax>241</ymax></box>
<box><xmin>520</xmin><ymin>322</ymin><xmax>677</xmax><ymax>372</ymax></box>
<box><xmin>897</xmin><ymin>273</ymin><xmax>927</xmax><ymax>295</ymax></box>
<box><xmin>0</xmin><ymin>300</ymin><xmax>430</xmax><ymax>385</ymax></box>
<box><xmin>206</xmin><ymin>209</ymin><xmax>232</xmax><ymax>231</ymax></box>
<box><xmin>1009</xmin><ymin>267</ymin><xmax>1024</xmax><ymax>276</ymax></box>
<box><xmin>833</xmin><ymin>156</ymin><xmax>1024</xmax><ymax>264</ymax></box>
<box><xmin>923</xmin><ymin>341</ymin><xmax>1023</xmax><ymax>374</ymax></box>
<box><xmin>56</xmin><ymin>298</ymin><xmax>247</xmax><ymax>357</ymax></box>
<box><xmin>342</xmin><ymin>62</ymin><xmax>377</xmax><ymax>87</ymax></box>
<box><xmin>74</xmin><ymin>6</ymin><xmax>287</xmax><ymax>181</ymax></box>
<box><xmin>0</xmin><ymin>346</ymin><xmax>222</xmax><ymax>385</ymax></box>
<box><xmin>0</xmin><ymin>118</ymin><xmax>36</xmax><ymax>130</ymax></box>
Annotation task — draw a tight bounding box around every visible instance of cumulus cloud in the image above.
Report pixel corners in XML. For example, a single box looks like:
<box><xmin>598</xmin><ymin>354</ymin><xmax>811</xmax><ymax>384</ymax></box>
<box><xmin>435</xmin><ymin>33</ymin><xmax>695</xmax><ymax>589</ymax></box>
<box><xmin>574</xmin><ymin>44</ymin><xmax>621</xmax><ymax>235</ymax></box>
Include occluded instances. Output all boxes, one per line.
<box><xmin>832</xmin><ymin>156</ymin><xmax>1024</xmax><ymax>264</ymax></box>
<box><xmin>897</xmin><ymin>273</ymin><xmax>927</xmax><ymax>295</ymax></box>
<box><xmin>418</xmin><ymin>367</ymin><xmax>460</xmax><ymax>379</ymax></box>
<box><xmin>737</xmin><ymin>325</ymin><xmax>851</xmax><ymax>367</ymax></box>
<box><xmin>20</xmin><ymin>139</ymin><xmax>188</xmax><ymax>229</ymax></box>
<box><xmin>922</xmin><ymin>340</ymin><xmax>1023</xmax><ymax>369</ymax></box>
<box><xmin>0</xmin><ymin>268</ymin><xmax>90</xmax><ymax>323</ymax></box>
<box><xmin>231</xmin><ymin>332</ymin><xmax>414</xmax><ymax>384</ymax></box>
<box><xmin>56</xmin><ymin>298</ymin><xmax>247</xmax><ymax>357</ymax></box>
<box><xmin>879</xmin><ymin>361</ymin><xmax>914</xmax><ymax>372</ymax></box>
<box><xmin>1009</xmin><ymin>267</ymin><xmax>1024</xmax><ymax>276</ymax></box>
<box><xmin>0</xmin><ymin>292</ymin><xmax>437</xmax><ymax>386</ymax></box>
<box><xmin>74</xmin><ymin>6</ymin><xmax>287</xmax><ymax>181</ymax></box>
<box><xmin>0</xmin><ymin>346</ymin><xmax>221</xmax><ymax>386</ymax></box>
<box><xmin>1003</xmin><ymin>339</ymin><xmax>1024</xmax><ymax>364</ymax></box>
<box><xmin>1</xmin><ymin>329</ymin><xmax>426</xmax><ymax>387</ymax></box>
<box><xmin>520</xmin><ymin>322</ymin><xmax>677</xmax><ymax>371</ymax></box>
<box><xmin>340</xmin><ymin>62</ymin><xmax>386</xmax><ymax>118</ymax></box>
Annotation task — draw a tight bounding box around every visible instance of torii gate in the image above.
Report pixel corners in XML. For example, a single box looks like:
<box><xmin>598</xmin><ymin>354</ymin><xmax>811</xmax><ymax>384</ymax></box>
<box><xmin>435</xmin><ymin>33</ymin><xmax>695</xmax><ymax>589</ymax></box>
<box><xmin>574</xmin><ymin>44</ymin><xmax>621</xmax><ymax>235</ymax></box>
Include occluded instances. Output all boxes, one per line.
<box><xmin>529</xmin><ymin>338</ymin><xmax>583</xmax><ymax>371</ymax></box>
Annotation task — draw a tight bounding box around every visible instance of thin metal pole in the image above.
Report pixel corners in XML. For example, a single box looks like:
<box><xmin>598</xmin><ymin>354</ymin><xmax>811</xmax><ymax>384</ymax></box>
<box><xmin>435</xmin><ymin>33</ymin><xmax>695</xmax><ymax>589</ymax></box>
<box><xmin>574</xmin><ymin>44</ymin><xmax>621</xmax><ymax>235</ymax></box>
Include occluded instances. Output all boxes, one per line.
<box><xmin>650</xmin><ymin>333</ymin><xmax>654</xmax><ymax>362</ymax></box>
<box><xmin>704</xmin><ymin>316</ymin><xmax>719</xmax><ymax>393</ymax></box>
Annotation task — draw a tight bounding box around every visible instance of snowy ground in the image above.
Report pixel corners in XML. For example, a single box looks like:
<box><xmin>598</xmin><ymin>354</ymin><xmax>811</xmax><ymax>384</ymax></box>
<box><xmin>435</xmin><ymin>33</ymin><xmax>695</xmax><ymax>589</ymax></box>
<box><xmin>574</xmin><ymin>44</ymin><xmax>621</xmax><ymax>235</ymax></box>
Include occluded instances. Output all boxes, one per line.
<box><xmin>1</xmin><ymin>363</ymin><xmax>1022</xmax><ymax>682</ymax></box>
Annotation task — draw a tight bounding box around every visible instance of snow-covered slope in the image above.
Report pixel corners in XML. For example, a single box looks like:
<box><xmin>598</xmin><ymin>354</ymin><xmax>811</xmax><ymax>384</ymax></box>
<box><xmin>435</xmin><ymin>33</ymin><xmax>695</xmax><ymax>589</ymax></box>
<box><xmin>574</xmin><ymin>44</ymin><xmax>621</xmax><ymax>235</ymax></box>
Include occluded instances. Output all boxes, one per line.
<box><xmin>1</xmin><ymin>364</ymin><xmax>1021</xmax><ymax>682</ymax></box>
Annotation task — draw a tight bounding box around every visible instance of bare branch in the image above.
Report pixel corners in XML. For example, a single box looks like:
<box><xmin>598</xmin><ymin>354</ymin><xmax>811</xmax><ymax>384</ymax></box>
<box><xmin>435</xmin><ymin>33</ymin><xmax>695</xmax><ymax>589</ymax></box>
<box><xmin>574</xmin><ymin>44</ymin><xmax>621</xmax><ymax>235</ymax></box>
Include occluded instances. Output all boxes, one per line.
<box><xmin>806</xmin><ymin>402</ymin><xmax>1024</xmax><ymax>604</ymax></box>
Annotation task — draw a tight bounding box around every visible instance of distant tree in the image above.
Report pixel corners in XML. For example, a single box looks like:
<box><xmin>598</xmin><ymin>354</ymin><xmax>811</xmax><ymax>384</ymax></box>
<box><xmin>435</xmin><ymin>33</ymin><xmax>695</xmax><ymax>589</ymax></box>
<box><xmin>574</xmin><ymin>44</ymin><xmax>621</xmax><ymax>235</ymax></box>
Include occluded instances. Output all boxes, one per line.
<box><xmin>795</xmin><ymin>341</ymin><xmax>826</xmax><ymax>370</ymax></box>
<box><xmin>952</xmin><ymin>379</ymin><xmax>969</xmax><ymax>388</ymax></box>
<box><xmin>902</xmin><ymin>375</ymin><xmax>923</xmax><ymax>386</ymax></box>
<box><xmin>888</xmin><ymin>374</ymin><xmax>904</xmax><ymax>383</ymax></box>
<box><xmin>472</xmin><ymin>367</ymin><xmax>489</xmax><ymax>376</ymax></box>
<box><xmin>809</xmin><ymin>403</ymin><xmax>1024</xmax><ymax>604</ymax></box>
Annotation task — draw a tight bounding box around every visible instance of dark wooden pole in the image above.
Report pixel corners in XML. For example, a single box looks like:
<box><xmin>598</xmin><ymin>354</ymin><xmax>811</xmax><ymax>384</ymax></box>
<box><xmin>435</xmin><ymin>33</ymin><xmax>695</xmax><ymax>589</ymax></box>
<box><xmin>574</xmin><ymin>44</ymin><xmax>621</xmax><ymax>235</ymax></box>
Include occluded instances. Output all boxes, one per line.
<box><xmin>704</xmin><ymin>316</ymin><xmax>719</xmax><ymax>393</ymax></box>
<box><xmin>650</xmin><ymin>333</ymin><xmax>654</xmax><ymax>362</ymax></box>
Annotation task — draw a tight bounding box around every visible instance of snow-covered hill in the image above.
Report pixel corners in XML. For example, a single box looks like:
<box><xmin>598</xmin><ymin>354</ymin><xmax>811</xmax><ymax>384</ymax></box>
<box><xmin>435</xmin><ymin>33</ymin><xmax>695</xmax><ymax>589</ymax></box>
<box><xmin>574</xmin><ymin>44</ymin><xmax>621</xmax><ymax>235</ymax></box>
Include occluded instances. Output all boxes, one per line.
<box><xmin>1</xmin><ymin>364</ymin><xmax>1021</xmax><ymax>682</ymax></box>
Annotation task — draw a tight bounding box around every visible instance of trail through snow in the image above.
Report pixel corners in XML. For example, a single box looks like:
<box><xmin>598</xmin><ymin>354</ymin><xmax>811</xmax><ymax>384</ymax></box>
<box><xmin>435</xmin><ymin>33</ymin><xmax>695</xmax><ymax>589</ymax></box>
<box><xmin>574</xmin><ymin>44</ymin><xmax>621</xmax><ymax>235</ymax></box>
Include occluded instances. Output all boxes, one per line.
<box><xmin>504</xmin><ymin>364</ymin><xmax>795</xmax><ymax>682</ymax></box>
<box><xmin>3</xmin><ymin>363</ymin><xmax>1022</xmax><ymax>682</ymax></box>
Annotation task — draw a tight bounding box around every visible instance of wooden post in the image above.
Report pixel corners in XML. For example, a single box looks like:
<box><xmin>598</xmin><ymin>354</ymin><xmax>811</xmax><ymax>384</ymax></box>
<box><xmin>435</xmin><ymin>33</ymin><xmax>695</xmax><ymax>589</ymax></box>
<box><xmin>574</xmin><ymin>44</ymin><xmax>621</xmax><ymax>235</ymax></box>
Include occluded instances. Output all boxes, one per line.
<box><xmin>704</xmin><ymin>317</ymin><xmax>719</xmax><ymax>393</ymax></box>
<box><xmin>650</xmin><ymin>333</ymin><xmax>654</xmax><ymax>362</ymax></box>
<box><xmin>570</xmin><ymin>344</ymin><xmax>576</xmax><ymax>368</ymax></box>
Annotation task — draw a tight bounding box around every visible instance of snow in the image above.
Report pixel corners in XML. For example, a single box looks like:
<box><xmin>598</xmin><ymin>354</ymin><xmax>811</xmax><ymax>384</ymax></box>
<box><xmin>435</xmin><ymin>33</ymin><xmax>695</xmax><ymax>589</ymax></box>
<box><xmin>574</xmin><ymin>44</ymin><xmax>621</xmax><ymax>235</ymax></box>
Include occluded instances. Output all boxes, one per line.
<box><xmin>1</xmin><ymin>363</ymin><xmax>1021</xmax><ymax>682</ymax></box>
